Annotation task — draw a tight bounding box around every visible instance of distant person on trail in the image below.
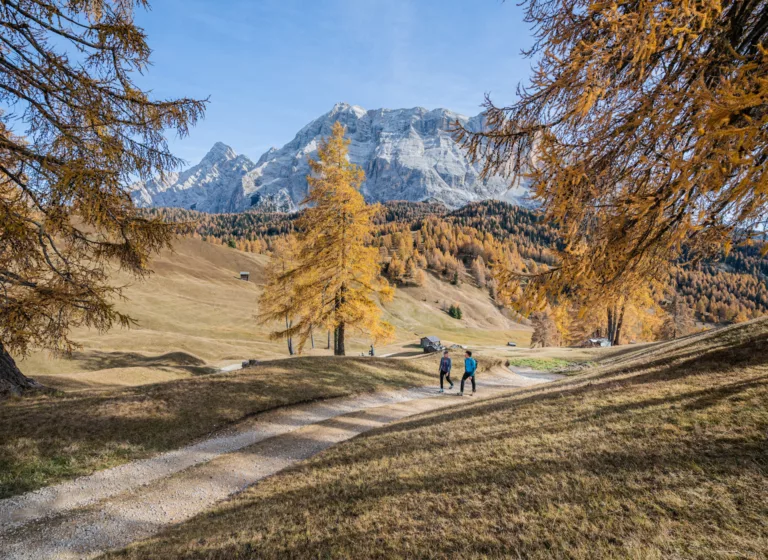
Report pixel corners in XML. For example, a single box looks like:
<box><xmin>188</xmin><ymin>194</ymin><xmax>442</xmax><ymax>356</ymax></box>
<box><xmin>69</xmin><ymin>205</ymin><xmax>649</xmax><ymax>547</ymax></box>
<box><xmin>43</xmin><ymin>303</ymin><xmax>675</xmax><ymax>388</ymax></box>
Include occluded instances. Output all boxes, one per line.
<box><xmin>439</xmin><ymin>349</ymin><xmax>453</xmax><ymax>393</ymax></box>
<box><xmin>460</xmin><ymin>350</ymin><xmax>477</xmax><ymax>396</ymax></box>
<box><xmin>369</xmin><ymin>345</ymin><xmax>375</xmax><ymax>357</ymax></box>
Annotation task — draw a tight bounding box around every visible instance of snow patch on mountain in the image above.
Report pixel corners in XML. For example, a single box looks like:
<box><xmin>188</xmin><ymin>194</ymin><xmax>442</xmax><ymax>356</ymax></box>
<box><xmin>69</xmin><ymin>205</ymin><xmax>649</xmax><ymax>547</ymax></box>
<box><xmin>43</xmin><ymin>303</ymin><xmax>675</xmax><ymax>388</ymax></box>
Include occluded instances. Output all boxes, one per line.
<box><xmin>129</xmin><ymin>142</ymin><xmax>257</xmax><ymax>213</ymax></box>
<box><xmin>130</xmin><ymin>103</ymin><xmax>531</xmax><ymax>213</ymax></box>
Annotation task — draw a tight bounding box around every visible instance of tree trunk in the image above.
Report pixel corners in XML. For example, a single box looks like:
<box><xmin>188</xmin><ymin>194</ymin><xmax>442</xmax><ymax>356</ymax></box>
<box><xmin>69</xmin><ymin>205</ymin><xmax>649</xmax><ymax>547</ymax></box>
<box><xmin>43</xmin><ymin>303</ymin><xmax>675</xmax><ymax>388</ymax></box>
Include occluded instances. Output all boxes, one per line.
<box><xmin>285</xmin><ymin>315</ymin><xmax>294</xmax><ymax>356</ymax></box>
<box><xmin>612</xmin><ymin>305</ymin><xmax>626</xmax><ymax>346</ymax></box>
<box><xmin>334</xmin><ymin>323</ymin><xmax>346</xmax><ymax>356</ymax></box>
<box><xmin>607</xmin><ymin>307</ymin><xmax>614</xmax><ymax>343</ymax></box>
<box><xmin>334</xmin><ymin>327</ymin><xmax>339</xmax><ymax>356</ymax></box>
<box><xmin>310</xmin><ymin>327</ymin><xmax>315</xmax><ymax>349</ymax></box>
<box><xmin>0</xmin><ymin>341</ymin><xmax>41</xmax><ymax>396</ymax></box>
<box><xmin>327</xmin><ymin>329</ymin><xmax>331</xmax><ymax>350</ymax></box>
<box><xmin>672</xmin><ymin>297</ymin><xmax>679</xmax><ymax>339</ymax></box>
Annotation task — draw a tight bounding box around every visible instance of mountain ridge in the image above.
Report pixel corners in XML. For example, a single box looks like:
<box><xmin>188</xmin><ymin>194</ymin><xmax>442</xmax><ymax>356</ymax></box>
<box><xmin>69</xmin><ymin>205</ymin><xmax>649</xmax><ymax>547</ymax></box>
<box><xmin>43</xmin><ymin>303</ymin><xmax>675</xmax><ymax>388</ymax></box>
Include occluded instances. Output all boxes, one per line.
<box><xmin>130</xmin><ymin>103</ymin><xmax>532</xmax><ymax>213</ymax></box>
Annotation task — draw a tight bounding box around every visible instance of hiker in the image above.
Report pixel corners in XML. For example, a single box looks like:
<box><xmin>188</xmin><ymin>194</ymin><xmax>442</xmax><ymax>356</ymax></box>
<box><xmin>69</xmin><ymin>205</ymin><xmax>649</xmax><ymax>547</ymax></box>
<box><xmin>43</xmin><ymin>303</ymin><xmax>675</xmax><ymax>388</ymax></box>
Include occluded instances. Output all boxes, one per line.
<box><xmin>438</xmin><ymin>349</ymin><xmax>453</xmax><ymax>393</ymax></box>
<box><xmin>460</xmin><ymin>350</ymin><xmax>477</xmax><ymax>396</ymax></box>
<box><xmin>369</xmin><ymin>345</ymin><xmax>375</xmax><ymax>357</ymax></box>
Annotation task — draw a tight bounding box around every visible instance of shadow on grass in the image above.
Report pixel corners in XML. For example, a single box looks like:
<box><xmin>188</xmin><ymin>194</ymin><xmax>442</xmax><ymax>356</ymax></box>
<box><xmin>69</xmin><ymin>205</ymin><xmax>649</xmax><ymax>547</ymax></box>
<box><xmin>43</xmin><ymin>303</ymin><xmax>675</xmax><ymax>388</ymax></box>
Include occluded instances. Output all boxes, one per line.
<box><xmin>95</xmin><ymin>321</ymin><xmax>768</xmax><ymax>559</ymax></box>
<box><xmin>108</xmin><ymin>368</ymin><xmax>768</xmax><ymax>559</ymax></box>
<box><xmin>16</xmin><ymin>330</ymin><xmax>759</xmax><ymax>501</ymax></box>
<box><xmin>383</xmin><ymin>351</ymin><xmax>424</xmax><ymax>358</ymax></box>
<box><xmin>0</xmin><ymin>357</ymin><xmax>435</xmax><ymax>499</ymax></box>
<box><xmin>66</xmin><ymin>350</ymin><xmax>216</xmax><ymax>376</ymax></box>
<box><xmin>600</xmin><ymin>322</ymin><xmax>762</xmax><ymax>370</ymax></box>
<box><xmin>286</xmin><ymin>331</ymin><xmax>768</xmax><ymax>470</ymax></box>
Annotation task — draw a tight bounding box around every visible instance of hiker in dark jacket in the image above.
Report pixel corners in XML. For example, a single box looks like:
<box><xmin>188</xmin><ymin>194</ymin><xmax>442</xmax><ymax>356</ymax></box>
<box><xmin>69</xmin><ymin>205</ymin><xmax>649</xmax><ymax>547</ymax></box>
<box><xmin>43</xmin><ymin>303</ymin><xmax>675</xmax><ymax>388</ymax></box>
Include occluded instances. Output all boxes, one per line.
<box><xmin>438</xmin><ymin>349</ymin><xmax>453</xmax><ymax>393</ymax></box>
<box><xmin>460</xmin><ymin>350</ymin><xmax>477</xmax><ymax>396</ymax></box>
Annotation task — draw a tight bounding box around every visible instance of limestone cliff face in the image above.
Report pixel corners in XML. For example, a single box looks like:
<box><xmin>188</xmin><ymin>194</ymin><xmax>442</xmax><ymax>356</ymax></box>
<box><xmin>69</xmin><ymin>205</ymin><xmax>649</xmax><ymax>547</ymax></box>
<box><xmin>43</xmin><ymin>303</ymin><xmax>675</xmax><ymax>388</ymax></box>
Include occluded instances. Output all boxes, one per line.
<box><xmin>130</xmin><ymin>103</ymin><xmax>531</xmax><ymax>213</ymax></box>
<box><xmin>129</xmin><ymin>142</ymin><xmax>257</xmax><ymax>213</ymax></box>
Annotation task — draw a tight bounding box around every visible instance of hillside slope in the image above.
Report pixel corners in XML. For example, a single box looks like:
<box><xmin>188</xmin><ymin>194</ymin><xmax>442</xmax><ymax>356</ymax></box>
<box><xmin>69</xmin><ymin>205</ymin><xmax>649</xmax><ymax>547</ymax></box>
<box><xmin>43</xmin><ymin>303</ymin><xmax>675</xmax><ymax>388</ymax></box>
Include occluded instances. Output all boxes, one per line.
<box><xmin>146</xmin><ymin>200</ymin><xmax>768</xmax><ymax>328</ymax></box>
<box><xmin>19</xmin><ymin>238</ymin><xmax>528</xmax><ymax>389</ymax></box>
<box><xmin>108</xmin><ymin>319</ymin><xmax>768</xmax><ymax>559</ymax></box>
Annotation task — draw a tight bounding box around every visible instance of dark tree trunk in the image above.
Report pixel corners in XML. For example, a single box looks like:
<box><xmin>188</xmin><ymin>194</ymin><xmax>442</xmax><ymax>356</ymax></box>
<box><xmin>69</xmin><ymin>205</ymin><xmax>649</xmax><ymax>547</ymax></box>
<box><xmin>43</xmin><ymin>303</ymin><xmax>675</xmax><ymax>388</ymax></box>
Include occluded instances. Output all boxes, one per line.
<box><xmin>285</xmin><ymin>315</ymin><xmax>294</xmax><ymax>356</ymax></box>
<box><xmin>333</xmin><ymin>286</ymin><xmax>346</xmax><ymax>356</ymax></box>
<box><xmin>310</xmin><ymin>327</ymin><xmax>315</xmax><ymax>349</ymax></box>
<box><xmin>671</xmin><ymin>296</ymin><xmax>679</xmax><ymax>339</ymax></box>
<box><xmin>334</xmin><ymin>323</ymin><xmax>346</xmax><ymax>356</ymax></box>
<box><xmin>612</xmin><ymin>305</ymin><xmax>626</xmax><ymax>346</ymax></box>
<box><xmin>327</xmin><ymin>329</ymin><xmax>331</xmax><ymax>350</ymax></box>
<box><xmin>607</xmin><ymin>306</ymin><xmax>614</xmax><ymax>343</ymax></box>
<box><xmin>0</xmin><ymin>341</ymin><xmax>40</xmax><ymax>396</ymax></box>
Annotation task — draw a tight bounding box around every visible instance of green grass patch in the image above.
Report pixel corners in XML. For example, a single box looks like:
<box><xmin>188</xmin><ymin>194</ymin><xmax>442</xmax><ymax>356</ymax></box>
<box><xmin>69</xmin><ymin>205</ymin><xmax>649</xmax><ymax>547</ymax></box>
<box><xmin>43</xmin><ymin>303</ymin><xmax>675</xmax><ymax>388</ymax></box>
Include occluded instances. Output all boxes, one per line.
<box><xmin>506</xmin><ymin>357</ymin><xmax>576</xmax><ymax>371</ymax></box>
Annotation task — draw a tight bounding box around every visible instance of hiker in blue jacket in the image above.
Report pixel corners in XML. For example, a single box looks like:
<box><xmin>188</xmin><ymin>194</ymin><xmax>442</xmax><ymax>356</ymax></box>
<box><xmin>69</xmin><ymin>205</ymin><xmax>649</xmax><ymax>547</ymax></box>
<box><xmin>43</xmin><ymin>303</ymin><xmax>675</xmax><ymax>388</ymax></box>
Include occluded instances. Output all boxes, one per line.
<box><xmin>460</xmin><ymin>350</ymin><xmax>477</xmax><ymax>396</ymax></box>
<box><xmin>438</xmin><ymin>349</ymin><xmax>453</xmax><ymax>393</ymax></box>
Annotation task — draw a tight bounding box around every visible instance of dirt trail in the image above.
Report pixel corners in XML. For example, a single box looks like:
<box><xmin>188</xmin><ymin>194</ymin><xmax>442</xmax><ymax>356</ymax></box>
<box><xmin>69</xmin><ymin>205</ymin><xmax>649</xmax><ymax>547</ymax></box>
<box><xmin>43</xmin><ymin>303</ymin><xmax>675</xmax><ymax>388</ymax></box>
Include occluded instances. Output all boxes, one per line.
<box><xmin>0</xmin><ymin>366</ymin><xmax>561</xmax><ymax>560</ymax></box>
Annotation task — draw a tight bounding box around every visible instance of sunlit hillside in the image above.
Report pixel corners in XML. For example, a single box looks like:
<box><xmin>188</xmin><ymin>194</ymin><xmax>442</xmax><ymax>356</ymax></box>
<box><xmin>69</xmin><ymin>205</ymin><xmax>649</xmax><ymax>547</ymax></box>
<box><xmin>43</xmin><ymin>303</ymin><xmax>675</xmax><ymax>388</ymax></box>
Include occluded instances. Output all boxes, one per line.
<box><xmin>108</xmin><ymin>318</ymin><xmax>768</xmax><ymax>559</ymax></box>
<box><xmin>19</xmin><ymin>238</ymin><xmax>529</xmax><ymax>390</ymax></box>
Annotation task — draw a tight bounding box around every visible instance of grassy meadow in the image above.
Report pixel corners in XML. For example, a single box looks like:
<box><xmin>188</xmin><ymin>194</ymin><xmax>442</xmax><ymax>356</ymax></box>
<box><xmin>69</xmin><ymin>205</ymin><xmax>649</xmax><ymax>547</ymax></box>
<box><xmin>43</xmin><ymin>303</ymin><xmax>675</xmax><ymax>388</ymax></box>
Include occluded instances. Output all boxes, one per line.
<box><xmin>18</xmin><ymin>238</ymin><xmax>530</xmax><ymax>391</ymax></box>
<box><xmin>0</xmin><ymin>237</ymin><xmax>538</xmax><ymax>499</ymax></box>
<box><xmin>0</xmin><ymin>355</ymin><xmax>450</xmax><ymax>499</ymax></box>
<box><xmin>106</xmin><ymin>319</ymin><xmax>768</xmax><ymax>559</ymax></box>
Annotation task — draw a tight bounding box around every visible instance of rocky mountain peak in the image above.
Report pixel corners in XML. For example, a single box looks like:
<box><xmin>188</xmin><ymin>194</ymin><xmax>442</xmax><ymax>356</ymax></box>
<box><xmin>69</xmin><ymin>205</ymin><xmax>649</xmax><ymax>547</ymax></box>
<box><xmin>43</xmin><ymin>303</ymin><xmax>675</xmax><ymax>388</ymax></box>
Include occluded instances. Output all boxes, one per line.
<box><xmin>329</xmin><ymin>102</ymin><xmax>367</xmax><ymax>118</ymax></box>
<box><xmin>200</xmin><ymin>142</ymin><xmax>237</xmax><ymax>165</ymax></box>
<box><xmin>131</xmin><ymin>103</ymin><xmax>532</xmax><ymax>214</ymax></box>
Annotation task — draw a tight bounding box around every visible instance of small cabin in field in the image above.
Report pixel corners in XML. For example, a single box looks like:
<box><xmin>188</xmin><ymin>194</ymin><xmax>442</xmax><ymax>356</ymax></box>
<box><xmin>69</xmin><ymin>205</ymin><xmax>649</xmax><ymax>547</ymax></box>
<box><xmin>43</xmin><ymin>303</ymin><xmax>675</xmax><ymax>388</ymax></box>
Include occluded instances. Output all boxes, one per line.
<box><xmin>420</xmin><ymin>336</ymin><xmax>440</xmax><ymax>347</ymax></box>
<box><xmin>240</xmin><ymin>271</ymin><xmax>250</xmax><ymax>282</ymax></box>
<box><xmin>420</xmin><ymin>336</ymin><xmax>442</xmax><ymax>353</ymax></box>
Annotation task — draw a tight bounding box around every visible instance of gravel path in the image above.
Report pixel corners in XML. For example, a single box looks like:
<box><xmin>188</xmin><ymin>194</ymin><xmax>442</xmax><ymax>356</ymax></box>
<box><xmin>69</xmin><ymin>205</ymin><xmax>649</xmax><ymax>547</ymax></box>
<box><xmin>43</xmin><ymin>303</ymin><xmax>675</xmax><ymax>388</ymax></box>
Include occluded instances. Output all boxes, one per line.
<box><xmin>216</xmin><ymin>362</ymin><xmax>243</xmax><ymax>373</ymax></box>
<box><xmin>0</xmin><ymin>367</ymin><xmax>559</xmax><ymax>560</ymax></box>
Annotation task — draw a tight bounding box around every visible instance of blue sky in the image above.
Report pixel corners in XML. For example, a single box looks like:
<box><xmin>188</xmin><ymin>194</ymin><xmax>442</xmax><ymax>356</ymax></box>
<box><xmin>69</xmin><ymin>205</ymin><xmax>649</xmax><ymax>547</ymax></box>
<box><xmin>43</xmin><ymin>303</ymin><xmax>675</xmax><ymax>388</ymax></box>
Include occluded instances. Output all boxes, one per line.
<box><xmin>134</xmin><ymin>0</ymin><xmax>533</xmax><ymax>165</ymax></box>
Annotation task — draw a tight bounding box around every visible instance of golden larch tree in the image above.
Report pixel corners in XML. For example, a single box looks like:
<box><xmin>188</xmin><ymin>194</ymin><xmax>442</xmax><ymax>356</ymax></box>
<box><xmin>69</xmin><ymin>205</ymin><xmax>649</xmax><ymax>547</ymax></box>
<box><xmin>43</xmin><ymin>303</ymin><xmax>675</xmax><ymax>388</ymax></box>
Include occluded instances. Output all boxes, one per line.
<box><xmin>0</xmin><ymin>0</ymin><xmax>206</xmax><ymax>395</ymax></box>
<box><xmin>259</xmin><ymin>122</ymin><xmax>394</xmax><ymax>355</ymax></box>
<box><xmin>258</xmin><ymin>236</ymin><xmax>300</xmax><ymax>355</ymax></box>
<box><xmin>457</xmin><ymin>0</ymin><xmax>768</xmax><ymax>331</ymax></box>
<box><xmin>530</xmin><ymin>308</ymin><xmax>560</xmax><ymax>348</ymax></box>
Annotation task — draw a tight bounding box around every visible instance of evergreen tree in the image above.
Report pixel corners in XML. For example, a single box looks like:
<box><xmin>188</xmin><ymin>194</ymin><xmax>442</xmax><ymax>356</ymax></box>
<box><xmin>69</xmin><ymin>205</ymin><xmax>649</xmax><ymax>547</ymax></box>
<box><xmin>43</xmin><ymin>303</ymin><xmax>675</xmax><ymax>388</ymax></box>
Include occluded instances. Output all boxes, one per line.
<box><xmin>157</xmin><ymin>197</ymin><xmax>768</xmax><ymax>331</ymax></box>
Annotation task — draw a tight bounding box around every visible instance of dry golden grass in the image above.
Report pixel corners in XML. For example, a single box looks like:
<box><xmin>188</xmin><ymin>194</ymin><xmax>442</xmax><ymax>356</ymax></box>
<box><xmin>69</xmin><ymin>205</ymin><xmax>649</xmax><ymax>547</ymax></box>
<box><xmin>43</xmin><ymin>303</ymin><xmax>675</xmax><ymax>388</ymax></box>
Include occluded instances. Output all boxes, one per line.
<box><xmin>18</xmin><ymin>238</ymin><xmax>529</xmax><ymax>390</ymax></box>
<box><xmin>383</xmin><ymin>272</ymin><xmax>532</xmax><ymax>349</ymax></box>
<box><xmin>107</xmin><ymin>319</ymin><xmax>768</xmax><ymax>559</ymax></box>
<box><xmin>2</xmin><ymin>237</ymin><xmax>523</xmax><ymax>500</ymax></box>
<box><xmin>0</xmin><ymin>356</ymin><xmax>445</xmax><ymax>499</ymax></box>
